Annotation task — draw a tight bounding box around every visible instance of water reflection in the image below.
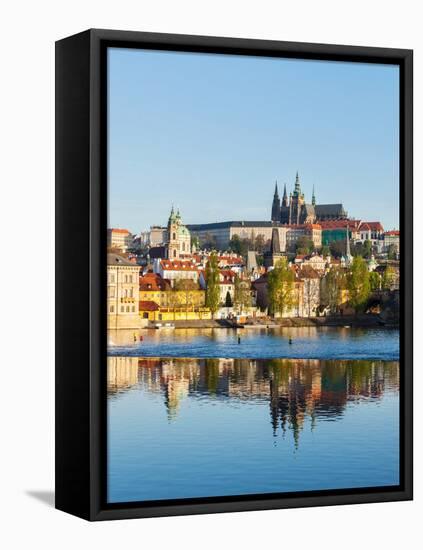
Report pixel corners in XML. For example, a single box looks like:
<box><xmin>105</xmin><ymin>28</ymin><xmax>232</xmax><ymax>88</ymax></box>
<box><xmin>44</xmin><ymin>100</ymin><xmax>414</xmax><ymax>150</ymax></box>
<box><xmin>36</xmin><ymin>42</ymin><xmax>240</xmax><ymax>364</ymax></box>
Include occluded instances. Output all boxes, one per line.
<box><xmin>108</xmin><ymin>357</ymin><xmax>399</xmax><ymax>442</ymax></box>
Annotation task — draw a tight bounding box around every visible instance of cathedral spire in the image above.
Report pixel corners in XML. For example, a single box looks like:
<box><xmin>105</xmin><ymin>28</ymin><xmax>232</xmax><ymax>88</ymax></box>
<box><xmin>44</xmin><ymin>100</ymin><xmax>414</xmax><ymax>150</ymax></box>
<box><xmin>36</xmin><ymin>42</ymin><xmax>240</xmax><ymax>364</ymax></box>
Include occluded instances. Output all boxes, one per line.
<box><xmin>282</xmin><ymin>183</ymin><xmax>288</xmax><ymax>207</ymax></box>
<box><xmin>312</xmin><ymin>185</ymin><xmax>316</xmax><ymax>206</ymax></box>
<box><xmin>294</xmin><ymin>171</ymin><xmax>301</xmax><ymax>195</ymax></box>
<box><xmin>271</xmin><ymin>181</ymin><xmax>281</xmax><ymax>223</ymax></box>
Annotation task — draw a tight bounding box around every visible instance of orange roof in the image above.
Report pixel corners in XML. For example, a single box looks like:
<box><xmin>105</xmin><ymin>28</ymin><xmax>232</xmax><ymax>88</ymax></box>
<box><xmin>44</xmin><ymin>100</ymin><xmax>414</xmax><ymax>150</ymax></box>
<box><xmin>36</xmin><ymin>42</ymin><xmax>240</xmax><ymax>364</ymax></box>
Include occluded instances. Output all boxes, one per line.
<box><xmin>109</xmin><ymin>228</ymin><xmax>130</xmax><ymax>234</ymax></box>
<box><xmin>361</xmin><ymin>221</ymin><xmax>384</xmax><ymax>231</ymax></box>
<box><xmin>139</xmin><ymin>273</ymin><xmax>171</xmax><ymax>291</ymax></box>
<box><xmin>139</xmin><ymin>300</ymin><xmax>160</xmax><ymax>312</ymax></box>
<box><xmin>320</xmin><ymin>220</ymin><xmax>360</xmax><ymax>230</ymax></box>
<box><xmin>385</xmin><ymin>230</ymin><xmax>400</xmax><ymax>236</ymax></box>
<box><xmin>286</xmin><ymin>224</ymin><xmax>321</xmax><ymax>230</ymax></box>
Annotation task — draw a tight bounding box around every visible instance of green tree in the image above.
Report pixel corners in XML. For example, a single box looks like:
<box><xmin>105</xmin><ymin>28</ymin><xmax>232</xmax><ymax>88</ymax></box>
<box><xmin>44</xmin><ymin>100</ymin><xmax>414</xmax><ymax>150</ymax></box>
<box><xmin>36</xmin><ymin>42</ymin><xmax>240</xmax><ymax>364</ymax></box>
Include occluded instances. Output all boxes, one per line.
<box><xmin>329</xmin><ymin>239</ymin><xmax>346</xmax><ymax>259</ymax></box>
<box><xmin>321</xmin><ymin>245</ymin><xmax>330</xmax><ymax>257</ymax></box>
<box><xmin>267</xmin><ymin>258</ymin><xmax>296</xmax><ymax>316</ymax></box>
<box><xmin>321</xmin><ymin>266</ymin><xmax>345</xmax><ymax>313</ymax></box>
<box><xmin>382</xmin><ymin>266</ymin><xmax>396</xmax><ymax>290</ymax></box>
<box><xmin>225</xmin><ymin>290</ymin><xmax>233</xmax><ymax>307</ymax></box>
<box><xmin>387</xmin><ymin>244</ymin><xmax>397</xmax><ymax>260</ymax></box>
<box><xmin>205</xmin><ymin>251</ymin><xmax>220</xmax><ymax>318</ymax></box>
<box><xmin>254</xmin><ymin>234</ymin><xmax>266</xmax><ymax>254</ymax></box>
<box><xmin>369</xmin><ymin>271</ymin><xmax>381</xmax><ymax>291</ymax></box>
<box><xmin>347</xmin><ymin>256</ymin><xmax>371</xmax><ymax>313</ymax></box>
<box><xmin>362</xmin><ymin>239</ymin><xmax>373</xmax><ymax>259</ymax></box>
<box><xmin>191</xmin><ymin>235</ymin><xmax>200</xmax><ymax>250</ymax></box>
<box><xmin>234</xmin><ymin>274</ymin><xmax>252</xmax><ymax>311</ymax></box>
<box><xmin>296</xmin><ymin>236</ymin><xmax>314</xmax><ymax>255</ymax></box>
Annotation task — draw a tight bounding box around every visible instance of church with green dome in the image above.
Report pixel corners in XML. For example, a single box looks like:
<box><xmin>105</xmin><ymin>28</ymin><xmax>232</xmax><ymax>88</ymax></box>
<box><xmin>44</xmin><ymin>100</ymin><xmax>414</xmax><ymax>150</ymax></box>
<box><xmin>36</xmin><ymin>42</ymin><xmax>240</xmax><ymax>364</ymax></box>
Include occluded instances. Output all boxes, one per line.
<box><xmin>166</xmin><ymin>206</ymin><xmax>192</xmax><ymax>259</ymax></box>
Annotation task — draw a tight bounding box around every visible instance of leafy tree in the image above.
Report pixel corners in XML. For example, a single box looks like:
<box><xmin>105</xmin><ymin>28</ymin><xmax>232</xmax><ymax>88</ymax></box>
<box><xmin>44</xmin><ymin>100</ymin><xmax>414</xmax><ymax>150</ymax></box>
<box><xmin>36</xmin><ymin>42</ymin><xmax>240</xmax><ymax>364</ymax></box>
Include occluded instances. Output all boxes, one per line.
<box><xmin>321</xmin><ymin>266</ymin><xmax>346</xmax><ymax>313</ymax></box>
<box><xmin>296</xmin><ymin>236</ymin><xmax>314</xmax><ymax>255</ymax></box>
<box><xmin>382</xmin><ymin>266</ymin><xmax>396</xmax><ymax>290</ymax></box>
<box><xmin>229</xmin><ymin>234</ymin><xmax>249</xmax><ymax>258</ymax></box>
<box><xmin>191</xmin><ymin>235</ymin><xmax>200</xmax><ymax>250</ymax></box>
<box><xmin>173</xmin><ymin>279</ymin><xmax>198</xmax><ymax>319</ymax></box>
<box><xmin>321</xmin><ymin>245</ymin><xmax>330</xmax><ymax>257</ymax></box>
<box><xmin>234</xmin><ymin>274</ymin><xmax>252</xmax><ymax>311</ymax></box>
<box><xmin>387</xmin><ymin>244</ymin><xmax>397</xmax><ymax>260</ymax></box>
<box><xmin>329</xmin><ymin>239</ymin><xmax>346</xmax><ymax>259</ymax></box>
<box><xmin>229</xmin><ymin>234</ymin><xmax>242</xmax><ymax>255</ymax></box>
<box><xmin>205</xmin><ymin>251</ymin><xmax>220</xmax><ymax>317</ymax></box>
<box><xmin>254</xmin><ymin>234</ymin><xmax>266</xmax><ymax>254</ymax></box>
<box><xmin>267</xmin><ymin>258</ymin><xmax>296</xmax><ymax>316</ymax></box>
<box><xmin>362</xmin><ymin>239</ymin><xmax>373</xmax><ymax>259</ymax></box>
<box><xmin>225</xmin><ymin>290</ymin><xmax>233</xmax><ymax>307</ymax></box>
<box><xmin>369</xmin><ymin>271</ymin><xmax>381</xmax><ymax>291</ymax></box>
<box><xmin>347</xmin><ymin>256</ymin><xmax>371</xmax><ymax>313</ymax></box>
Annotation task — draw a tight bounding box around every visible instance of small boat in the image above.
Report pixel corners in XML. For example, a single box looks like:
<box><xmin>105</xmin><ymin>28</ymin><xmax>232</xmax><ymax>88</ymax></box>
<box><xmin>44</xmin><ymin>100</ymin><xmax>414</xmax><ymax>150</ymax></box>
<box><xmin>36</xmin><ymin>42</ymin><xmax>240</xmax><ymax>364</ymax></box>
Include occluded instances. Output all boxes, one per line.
<box><xmin>153</xmin><ymin>322</ymin><xmax>175</xmax><ymax>329</ymax></box>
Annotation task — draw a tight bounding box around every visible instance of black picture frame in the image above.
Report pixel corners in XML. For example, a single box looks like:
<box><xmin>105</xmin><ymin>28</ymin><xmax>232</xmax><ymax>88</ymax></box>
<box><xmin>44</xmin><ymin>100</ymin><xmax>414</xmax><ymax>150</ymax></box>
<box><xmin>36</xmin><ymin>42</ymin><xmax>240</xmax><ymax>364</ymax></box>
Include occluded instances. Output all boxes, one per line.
<box><xmin>55</xmin><ymin>28</ymin><xmax>413</xmax><ymax>521</ymax></box>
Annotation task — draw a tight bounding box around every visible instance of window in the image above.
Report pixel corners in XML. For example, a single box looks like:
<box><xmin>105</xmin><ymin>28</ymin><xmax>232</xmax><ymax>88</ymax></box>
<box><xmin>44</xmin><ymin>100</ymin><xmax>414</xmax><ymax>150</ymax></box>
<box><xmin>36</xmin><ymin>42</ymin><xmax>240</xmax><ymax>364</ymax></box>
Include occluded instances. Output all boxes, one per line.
<box><xmin>132</xmin><ymin>306</ymin><xmax>135</xmax><ymax>312</ymax></box>
<box><xmin>173</xmin><ymin>233</ymin><xmax>176</xmax><ymax>240</ymax></box>
<box><xmin>110</xmin><ymin>305</ymin><xmax>114</xmax><ymax>313</ymax></box>
<box><xmin>126</xmin><ymin>306</ymin><xmax>130</xmax><ymax>312</ymax></box>
<box><xmin>121</xmin><ymin>306</ymin><xmax>124</xmax><ymax>312</ymax></box>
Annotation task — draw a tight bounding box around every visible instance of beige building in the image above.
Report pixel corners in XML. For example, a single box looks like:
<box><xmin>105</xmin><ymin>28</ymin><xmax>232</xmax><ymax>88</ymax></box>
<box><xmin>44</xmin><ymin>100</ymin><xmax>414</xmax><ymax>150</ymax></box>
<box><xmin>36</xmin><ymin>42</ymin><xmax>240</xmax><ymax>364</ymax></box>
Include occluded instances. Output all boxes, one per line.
<box><xmin>107</xmin><ymin>228</ymin><xmax>134</xmax><ymax>252</ymax></box>
<box><xmin>286</xmin><ymin>224</ymin><xmax>322</xmax><ymax>251</ymax></box>
<box><xmin>107</xmin><ymin>253</ymin><xmax>143</xmax><ymax>329</ymax></box>
<box><xmin>187</xmin><ymin>221</ymin><xmax>288</xmax><ymax>251</ymax></box>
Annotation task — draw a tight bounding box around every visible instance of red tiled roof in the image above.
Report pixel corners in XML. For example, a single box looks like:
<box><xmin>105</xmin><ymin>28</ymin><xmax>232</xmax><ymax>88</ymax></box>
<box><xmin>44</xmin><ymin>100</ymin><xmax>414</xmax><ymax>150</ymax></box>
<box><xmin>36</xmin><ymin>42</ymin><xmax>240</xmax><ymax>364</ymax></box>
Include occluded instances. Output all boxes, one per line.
<box><xmin>109</xmin><ymin>228</ymin><xmax>130</xmax><ymax>234</ymax></box>
<box><xmin>139</xmin><ymin>300</ymin><xmax>160</xmax><ymax>312</ymax></box>
<box><xmin>384</xmin><ymin>230</ymin><xmax>400</xmax><ymax>236</ymax></box>
<box><xmin>361</xmin><ymin>221</ymin><xmax>384</xmax><ymax>232</ymax></box>
<box><xmin>286</xmin><ymin>224</ymin><xmax>322</xmax><ymax>230</ymax></box>
<box><xmin>139</xmin><ymin>273</ymin><xmax>171</xmax><ymax>291</ymax></box>
<box><xmin>319</xmin><ymin>220</ymin><xmax>360</xmax><ymax>230</ymax></box>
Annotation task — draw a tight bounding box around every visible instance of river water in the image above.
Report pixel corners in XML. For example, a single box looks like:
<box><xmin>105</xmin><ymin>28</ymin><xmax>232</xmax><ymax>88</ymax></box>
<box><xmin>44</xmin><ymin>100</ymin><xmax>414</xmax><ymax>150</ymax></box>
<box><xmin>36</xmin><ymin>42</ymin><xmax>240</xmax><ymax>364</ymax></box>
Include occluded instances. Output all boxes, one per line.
<box><xmin>107</xmin><ymin>328</ymin><xmax>400</xmax><ymax>503</ymax></box>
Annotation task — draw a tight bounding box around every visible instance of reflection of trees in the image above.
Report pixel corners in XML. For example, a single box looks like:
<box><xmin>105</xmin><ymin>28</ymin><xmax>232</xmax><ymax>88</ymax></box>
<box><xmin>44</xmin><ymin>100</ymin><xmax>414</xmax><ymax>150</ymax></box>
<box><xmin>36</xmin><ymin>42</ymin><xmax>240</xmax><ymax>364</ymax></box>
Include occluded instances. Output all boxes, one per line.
<box><xmin>112</xmin><ymin>357</ymin><xmax>399</xmax><ymax>443</ymax></box>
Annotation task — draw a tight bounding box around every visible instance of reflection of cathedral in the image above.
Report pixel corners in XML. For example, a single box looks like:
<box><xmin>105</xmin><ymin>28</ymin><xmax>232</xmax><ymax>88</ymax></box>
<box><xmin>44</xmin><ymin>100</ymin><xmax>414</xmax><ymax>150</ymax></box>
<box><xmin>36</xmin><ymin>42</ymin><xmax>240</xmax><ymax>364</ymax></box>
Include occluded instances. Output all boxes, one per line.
<box><xmin>271</xmin><ymin>173</ymin><xmax>348</xmax><ymax>225</ymax></box>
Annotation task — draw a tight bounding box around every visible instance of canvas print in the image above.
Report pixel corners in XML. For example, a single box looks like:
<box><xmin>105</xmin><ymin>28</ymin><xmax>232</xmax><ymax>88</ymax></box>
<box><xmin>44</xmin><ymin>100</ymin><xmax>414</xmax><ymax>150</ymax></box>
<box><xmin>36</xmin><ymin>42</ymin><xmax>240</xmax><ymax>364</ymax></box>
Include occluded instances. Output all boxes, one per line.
<box><xmin>106</xmin><ymin>48</ymin><xmax>400</xmax><ymax>504</ymax></box>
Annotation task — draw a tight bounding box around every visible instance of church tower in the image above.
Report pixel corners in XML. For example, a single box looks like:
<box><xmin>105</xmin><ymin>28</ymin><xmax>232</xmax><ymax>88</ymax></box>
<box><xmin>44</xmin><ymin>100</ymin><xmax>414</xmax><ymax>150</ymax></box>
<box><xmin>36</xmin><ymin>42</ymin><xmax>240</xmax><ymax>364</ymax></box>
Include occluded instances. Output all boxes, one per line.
<box><xmin>271</xmin><ymin>182</ymin><xmax>281</xmax><ymax>222</ymax></box>
<box><xmin>166</xmin><ymin>206</ymin><xmax>191</xmax><ymax>259</ymax></box>
<box><xmin>167</xmin><ymin>206</ymin><xmax>179</xmax><ymax>259</ymax></box>
<box><xmin>289</xmin><ymin>172</ymin><xmax>306</xmax><ymax>225</ymax></box>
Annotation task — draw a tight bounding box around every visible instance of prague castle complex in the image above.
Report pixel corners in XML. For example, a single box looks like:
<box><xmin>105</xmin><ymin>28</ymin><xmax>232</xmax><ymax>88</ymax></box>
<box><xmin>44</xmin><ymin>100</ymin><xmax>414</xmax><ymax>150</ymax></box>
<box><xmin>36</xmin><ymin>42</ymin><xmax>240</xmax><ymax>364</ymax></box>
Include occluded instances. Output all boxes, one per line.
<box><xmin>272</xmin><ymin>172</ymin><xmax>348</xmax><ymax>225</ymax></box>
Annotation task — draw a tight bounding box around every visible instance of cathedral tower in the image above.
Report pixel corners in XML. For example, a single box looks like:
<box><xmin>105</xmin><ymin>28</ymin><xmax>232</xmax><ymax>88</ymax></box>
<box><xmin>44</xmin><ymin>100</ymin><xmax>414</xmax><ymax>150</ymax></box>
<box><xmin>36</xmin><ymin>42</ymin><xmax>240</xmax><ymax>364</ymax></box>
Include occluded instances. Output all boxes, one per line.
<box><xmin>271</xmin><ymin>182</ymin><xmax>281</xmax><ymax>222</ymax></box>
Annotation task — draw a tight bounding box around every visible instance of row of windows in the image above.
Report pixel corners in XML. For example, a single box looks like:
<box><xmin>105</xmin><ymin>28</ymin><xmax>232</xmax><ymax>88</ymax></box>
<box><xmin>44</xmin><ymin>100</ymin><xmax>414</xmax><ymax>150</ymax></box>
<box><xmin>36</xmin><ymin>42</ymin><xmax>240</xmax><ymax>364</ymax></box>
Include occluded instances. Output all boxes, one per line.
<box><xmin>109</xmin><ymin>305</ymin><xmax>136</xmax><ymax>313</ymax></box>
<box><xmin>108</xmin><ymin>274</ymin><xmax>135</xmax><ymax>284</ymax></box>
<box><xmin>108</xmin><ymin>288</ymin><xmax>135</xmax><ymax>298</ymax></box>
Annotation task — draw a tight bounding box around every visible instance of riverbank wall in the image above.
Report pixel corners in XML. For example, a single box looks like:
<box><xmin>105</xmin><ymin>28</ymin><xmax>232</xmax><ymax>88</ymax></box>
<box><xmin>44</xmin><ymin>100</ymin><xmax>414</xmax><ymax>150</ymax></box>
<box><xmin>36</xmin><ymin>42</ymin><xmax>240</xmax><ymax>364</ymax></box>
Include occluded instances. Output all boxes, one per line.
<box><xmin>155</xmin><ymin>315</ymin><xmax>398</xmax><ymax>330</ymax></box>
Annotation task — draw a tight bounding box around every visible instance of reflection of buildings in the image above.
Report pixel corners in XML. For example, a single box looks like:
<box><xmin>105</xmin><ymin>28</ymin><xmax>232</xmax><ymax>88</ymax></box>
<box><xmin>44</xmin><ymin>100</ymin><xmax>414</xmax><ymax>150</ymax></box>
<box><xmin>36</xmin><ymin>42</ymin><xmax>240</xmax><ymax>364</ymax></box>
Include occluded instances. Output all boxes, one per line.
<box><xmin>109</xmin><ymin>357</ymin><xmax>399</xmax><ymax>445</ymax></box>
<box><xmin>107</xmin><ymin>356</ymin><xmax>139</xmax><ymax>394</ymax></box>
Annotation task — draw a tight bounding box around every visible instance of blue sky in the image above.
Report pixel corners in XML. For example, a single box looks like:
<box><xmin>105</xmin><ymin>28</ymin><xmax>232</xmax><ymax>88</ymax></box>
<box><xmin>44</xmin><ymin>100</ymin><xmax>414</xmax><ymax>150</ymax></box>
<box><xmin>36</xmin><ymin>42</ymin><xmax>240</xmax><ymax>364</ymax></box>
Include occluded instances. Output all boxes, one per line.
<box><xmin>108</xmin><ymin>48</ymin><xmax>399</xmax><ymax>233</ymax></box>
